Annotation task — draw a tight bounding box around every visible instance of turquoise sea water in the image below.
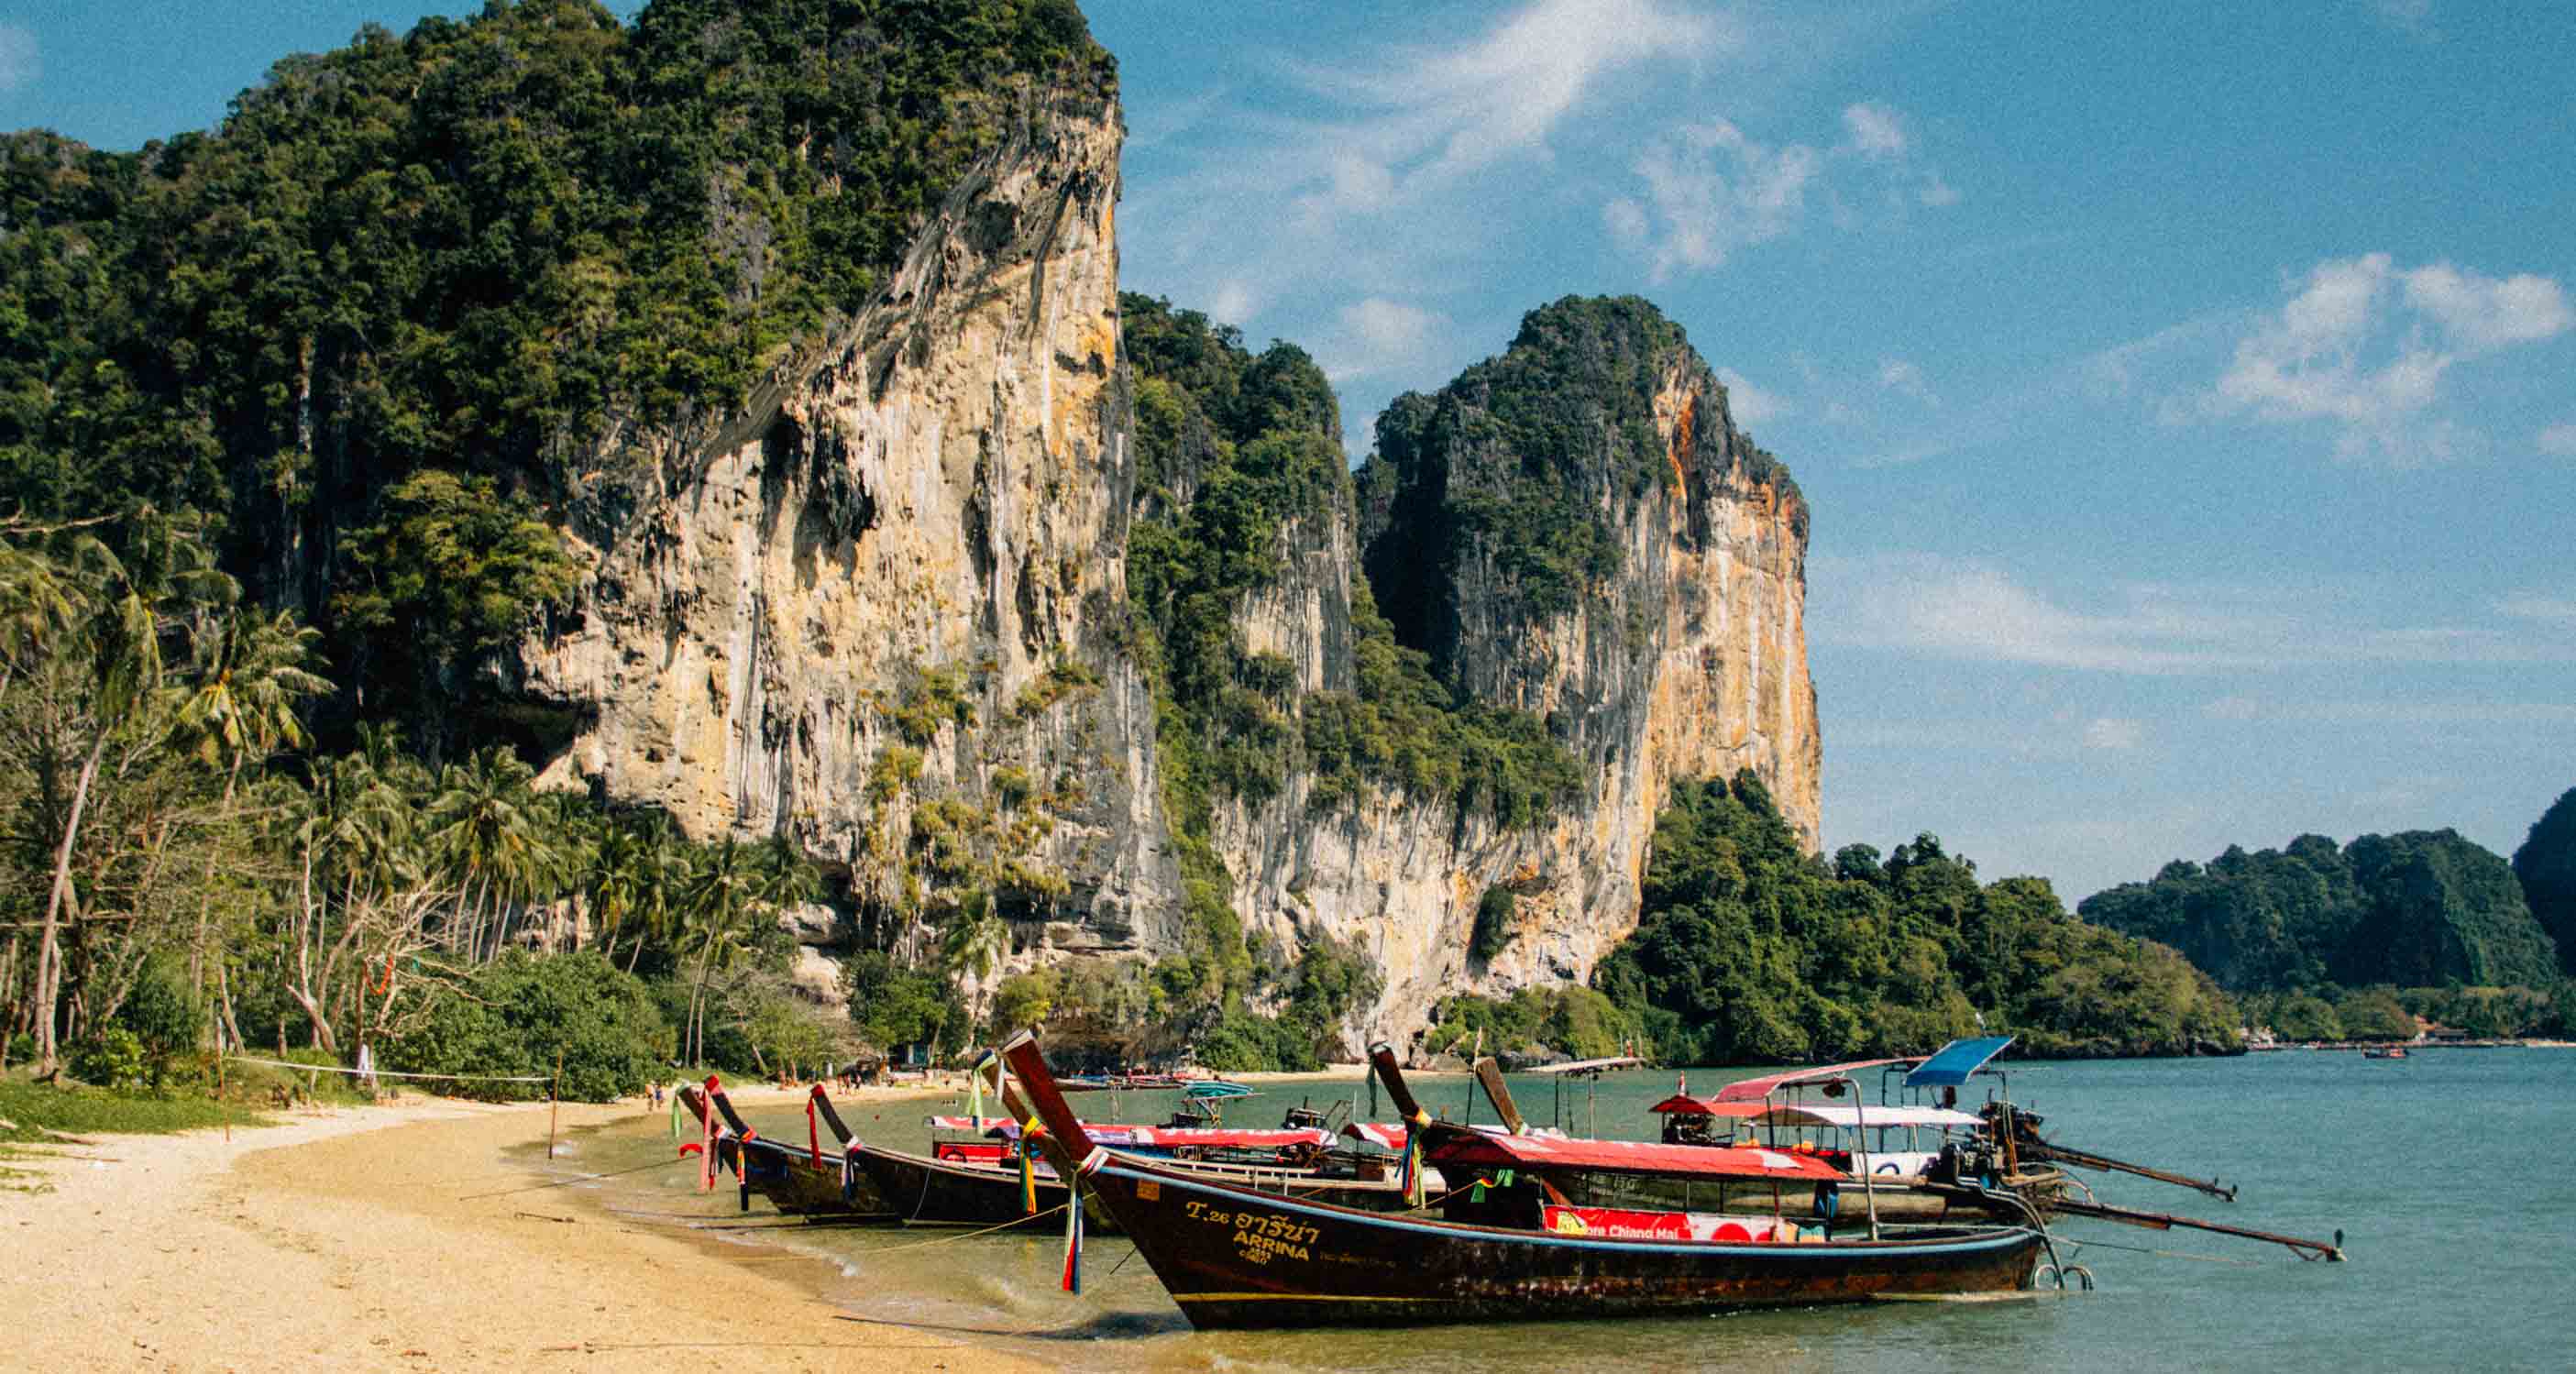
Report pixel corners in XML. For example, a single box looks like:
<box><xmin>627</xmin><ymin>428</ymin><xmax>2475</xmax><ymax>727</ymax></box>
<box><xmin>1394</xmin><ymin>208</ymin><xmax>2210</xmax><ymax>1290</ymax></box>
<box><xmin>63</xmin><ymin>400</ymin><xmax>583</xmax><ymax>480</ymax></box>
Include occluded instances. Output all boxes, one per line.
<box><xmin>554</xmin><ymin>1050</ymin><xmax>2576</xmax><ymax>1372</ymax></box>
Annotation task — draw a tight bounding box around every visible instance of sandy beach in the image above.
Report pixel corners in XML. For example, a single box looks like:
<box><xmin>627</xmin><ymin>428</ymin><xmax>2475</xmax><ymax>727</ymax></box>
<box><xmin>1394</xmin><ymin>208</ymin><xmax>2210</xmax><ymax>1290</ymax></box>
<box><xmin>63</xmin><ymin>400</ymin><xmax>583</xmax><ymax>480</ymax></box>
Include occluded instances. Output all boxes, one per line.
<box><xmin>1</xmin><ymin>1087</ymin><xmax>1051</xmax><ymax>1373</ymax></box>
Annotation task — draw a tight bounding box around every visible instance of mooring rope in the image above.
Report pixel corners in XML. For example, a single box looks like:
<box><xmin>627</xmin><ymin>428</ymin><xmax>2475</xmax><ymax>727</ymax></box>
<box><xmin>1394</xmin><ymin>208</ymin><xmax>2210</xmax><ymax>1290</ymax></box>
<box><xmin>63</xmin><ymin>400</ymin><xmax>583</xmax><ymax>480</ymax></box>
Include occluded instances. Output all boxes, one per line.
<box><xmin>221</xmin><ymin>1054</ymin><xmax>551</xmax><ymax>1083</ymax></box>
<box><xmin>831</xmin><ymin>1202</ymin><xmax>1074</xmax><ymax>1255</ymax></box>
<box><xmin>457</xmin><ymin>1154</ymin><xmax>683</xmax><ymax>1202</ymax></box>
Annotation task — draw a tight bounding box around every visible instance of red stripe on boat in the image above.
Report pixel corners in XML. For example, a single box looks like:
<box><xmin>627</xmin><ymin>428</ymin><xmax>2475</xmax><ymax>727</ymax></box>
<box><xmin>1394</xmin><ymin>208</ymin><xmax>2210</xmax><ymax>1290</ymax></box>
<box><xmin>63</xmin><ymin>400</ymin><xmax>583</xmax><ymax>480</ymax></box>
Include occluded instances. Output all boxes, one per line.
<box><xmin>1427</xmin><ymin>1133</ymin><xmax>1846</xmax><ymax>1181</ymax></box>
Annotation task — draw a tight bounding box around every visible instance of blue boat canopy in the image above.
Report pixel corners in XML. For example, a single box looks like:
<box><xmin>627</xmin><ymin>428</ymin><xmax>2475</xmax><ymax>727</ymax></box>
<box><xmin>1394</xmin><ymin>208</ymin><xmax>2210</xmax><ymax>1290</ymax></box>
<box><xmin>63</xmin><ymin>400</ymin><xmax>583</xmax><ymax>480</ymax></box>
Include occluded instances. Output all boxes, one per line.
<box><xmin>1903</xmin><ymin>1036</ymin><xmax>2015</xmax><ymax>1089</ymax></box>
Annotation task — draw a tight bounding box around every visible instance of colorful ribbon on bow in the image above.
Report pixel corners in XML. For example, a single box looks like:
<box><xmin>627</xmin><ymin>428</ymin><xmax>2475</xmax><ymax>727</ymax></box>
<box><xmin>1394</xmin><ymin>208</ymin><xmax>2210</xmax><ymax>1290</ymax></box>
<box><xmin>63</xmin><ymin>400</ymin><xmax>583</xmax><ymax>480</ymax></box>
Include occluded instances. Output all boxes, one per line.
<box><xmin>1019</xmin><ymin>1118</ymin><xmax>1043</xmax><ymax>1215</ymax></box>
<box><xmin>1402</xmin><ymin>1108</ymin><xmax>1430</xmax><ymax>1208</ymax></box>
<box><xmin>1061</xmin><ymin>1176</ymin><xmax>1084</xmax><ymax>1294</ymax></box>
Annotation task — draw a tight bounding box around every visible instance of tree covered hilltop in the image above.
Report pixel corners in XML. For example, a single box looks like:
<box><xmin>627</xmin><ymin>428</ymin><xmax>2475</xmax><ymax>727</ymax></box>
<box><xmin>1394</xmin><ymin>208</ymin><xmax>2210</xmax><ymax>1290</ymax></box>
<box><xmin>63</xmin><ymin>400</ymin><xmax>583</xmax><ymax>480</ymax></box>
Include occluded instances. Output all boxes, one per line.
<box><xmin>2078</xmin><ymin>797</ymin><xmax>2573</xmax><ymax>1042</ymax></box>
<box><xmin>3</xmin><ymin>0</ymin><xmax>1112</xmax><ymax>747</ymax></box>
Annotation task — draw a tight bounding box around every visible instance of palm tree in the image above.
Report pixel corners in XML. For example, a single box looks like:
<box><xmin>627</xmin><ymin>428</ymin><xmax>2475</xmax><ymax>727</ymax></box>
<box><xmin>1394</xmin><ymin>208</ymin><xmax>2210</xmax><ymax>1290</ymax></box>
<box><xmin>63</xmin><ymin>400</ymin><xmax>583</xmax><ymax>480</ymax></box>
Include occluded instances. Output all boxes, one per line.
<box><xmin>424</xmin><ymin>748</ymin><xmax>541</xmax><ymax>960</ymax></box>
<box><xmin>27</xmin><ymin>561</ymin><xmax>158</xmax><ymax>1073</ymax></box>
<box><xmin>171</xmin><ymin>608</ymin><xmax>331</xmax><ymax>1002</ymax></box>
<box><xmin>679</xmin><ymin>838</ymin><xmax>760</xmax><ymax>1065</ymax></box>
<box><xmin>588</xmin><ymin>820</ymin><xmax>647</xmax><ymax>965</ymax></box>
<box><xmin>941</xmin><ymin>896</ymin><xmax>1013</xmax><ymax>1034</ymax></box>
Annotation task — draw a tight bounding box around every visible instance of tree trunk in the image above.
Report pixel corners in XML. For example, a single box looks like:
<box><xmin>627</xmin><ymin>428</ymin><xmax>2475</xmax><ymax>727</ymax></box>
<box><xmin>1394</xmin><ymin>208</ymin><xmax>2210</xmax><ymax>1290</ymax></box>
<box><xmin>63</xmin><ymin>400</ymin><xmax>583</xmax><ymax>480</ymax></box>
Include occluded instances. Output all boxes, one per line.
<box><xmin>289</xmin><ymin>987</ymin><xmax>338</xmax><ymax>1054</ymax></box>
<box><xmin>215</xmin><ymin>958</ymin><xmax>243</xmax><ymax>1053</ymax></box>
<box><xmin>188</xmin><ymin>757</ymin><xmax>246</xmax><ymax>1010</ymax></box>
<box><xmin>32</xmin><ymin>734</ymin><xmax>106</xmax><ymax>1073</ymax></box>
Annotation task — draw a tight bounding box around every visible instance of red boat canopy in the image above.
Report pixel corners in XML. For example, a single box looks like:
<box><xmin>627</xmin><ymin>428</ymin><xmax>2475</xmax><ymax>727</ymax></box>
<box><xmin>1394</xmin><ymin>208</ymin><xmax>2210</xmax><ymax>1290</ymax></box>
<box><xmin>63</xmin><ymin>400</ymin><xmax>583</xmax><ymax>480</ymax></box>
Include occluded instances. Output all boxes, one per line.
<box><xmin>1712</xmin><ymin>1059</ymin><xmax>1909</xmax><ymax>1103</ymax></box>
<box><xmin>1426</xmin><ymin>1130</ymin><xmax>1845</xmax><ymax>1182</ymax></box>
<box><xmin>1646</xmin><ymin>1094</ymin><xmax>1768</xmax><ymax>1117</ymax></box>
<box><xmin>927</xmin><ymin>1116</ymin><xmax>1334</xmax><ymax>1150</ymax></box>
<box><xmin>1117</xmin><ymin>1126</ymin><xmax>1335</xmax><ymax>1149</ymax></box>
<box><xmin>1343</xmin><ymin>1121</ymin><xmax>1407</xmax><ymax>1150</ymax></box>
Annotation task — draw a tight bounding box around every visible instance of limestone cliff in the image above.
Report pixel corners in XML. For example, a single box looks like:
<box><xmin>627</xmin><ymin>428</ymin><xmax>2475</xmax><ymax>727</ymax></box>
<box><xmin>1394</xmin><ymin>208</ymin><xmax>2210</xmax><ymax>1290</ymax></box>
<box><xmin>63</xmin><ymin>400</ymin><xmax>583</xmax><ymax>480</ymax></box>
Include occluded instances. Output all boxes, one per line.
<box><xmin>508</xmin><ymin>80</ymin><xmax>1185</xmax><ymax>962</ymax></box>
<box><xmin>503</xmin><ymin>103</ymin><xmax>1814</xmax><ymax>1055</ymax></box>
<box><xmin>1206</xmin><ymin>299</ymin><xmax>1817</xmax><ymax>1049</ymax></box>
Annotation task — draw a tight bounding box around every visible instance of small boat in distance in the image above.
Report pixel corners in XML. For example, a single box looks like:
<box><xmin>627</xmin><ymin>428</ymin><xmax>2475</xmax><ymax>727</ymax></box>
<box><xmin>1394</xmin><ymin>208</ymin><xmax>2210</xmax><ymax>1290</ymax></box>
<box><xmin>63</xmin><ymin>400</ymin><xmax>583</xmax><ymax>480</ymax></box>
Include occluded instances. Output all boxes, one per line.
<box><xmin>2362</xmin><ymin>1046</ymin><xmax>2409</xmax><ymax>1060</ymax></box>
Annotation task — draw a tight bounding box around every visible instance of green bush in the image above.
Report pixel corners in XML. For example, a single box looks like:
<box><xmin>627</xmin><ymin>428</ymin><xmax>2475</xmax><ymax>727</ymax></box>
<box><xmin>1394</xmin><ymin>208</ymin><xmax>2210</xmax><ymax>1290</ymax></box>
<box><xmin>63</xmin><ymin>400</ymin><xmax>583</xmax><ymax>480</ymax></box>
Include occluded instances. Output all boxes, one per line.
<box><xmin>989</xmin><ymin>972</ymin><xmax>1057</xmax><ymax>1034</ymax></box>
<box><xmin>116</xmin><ymin>953</ymin><xmax>206</xmax><ymax>1082</ymax></box>
<box><xmin>1471</xmin><ymin>886</ymin><xmax>1515</xmax><ymax>962</ymax></box>
<box><xmin>1195</xmin><ymin>1012</ymin><xmax>1318</xmax><ymax>1073</ymax></box>
<box><xmin>844</xmin><ymin>951</ymin><xmax>967</xmax><ymax>1060</ymax></box>
<box><xmin>69</xmin><ymin>1028</ymin><xmax>148</xmax><ymax>1092</ymax></box>
<box><xmin>1426</xmin><ymin>986</ymin><xmax>1639</xmax><ymax>1061</ymax></box>
<box><xmin>384</xmin><ymin>951</ymin><xmax>671</xmax><ymax>1102</ymax></box>
<box><xmin>701</xmin><ymin>984</ymin><xmax>840</xmax><ymax>1079</ymax></box>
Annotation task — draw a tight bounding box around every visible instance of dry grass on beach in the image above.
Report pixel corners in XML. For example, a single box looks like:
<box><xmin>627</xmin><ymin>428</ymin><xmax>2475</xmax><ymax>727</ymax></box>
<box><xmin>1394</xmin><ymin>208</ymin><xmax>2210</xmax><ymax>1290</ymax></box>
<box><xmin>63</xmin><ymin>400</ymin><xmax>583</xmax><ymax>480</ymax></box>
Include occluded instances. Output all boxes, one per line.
<box><xmin>0</xmin><ymin>1084</ymin><xmax>1050</xmax><ymax>1373</ymax></box>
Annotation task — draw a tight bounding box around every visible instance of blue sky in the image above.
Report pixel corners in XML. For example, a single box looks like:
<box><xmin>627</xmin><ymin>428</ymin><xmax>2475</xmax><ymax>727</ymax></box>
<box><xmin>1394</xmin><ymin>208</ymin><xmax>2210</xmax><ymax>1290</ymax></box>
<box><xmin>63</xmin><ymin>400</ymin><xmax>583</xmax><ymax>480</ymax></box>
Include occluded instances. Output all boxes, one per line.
<box><xmin>5</xmin><ymin>1</ymin><xmax>2570</xmax><ymax>904</ymax></box>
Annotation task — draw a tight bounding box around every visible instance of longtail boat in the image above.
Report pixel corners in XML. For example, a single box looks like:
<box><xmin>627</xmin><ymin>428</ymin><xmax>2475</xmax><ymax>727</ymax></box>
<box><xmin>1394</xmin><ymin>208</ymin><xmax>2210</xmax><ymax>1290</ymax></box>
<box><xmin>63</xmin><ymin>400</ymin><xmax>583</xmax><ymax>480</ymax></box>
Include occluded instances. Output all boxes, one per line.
<box><xmin>856</xmin><ymin>1138</ymin><xmax>1076</xmax><ymax>1227</ymax></box>
<box><xmin>1002</xmin><ymin>1030</ymin><xmax>2054</xmax><ymax>1329</ymax></box>
<box><xmin>849</xmin><ymin>1060</ymin><xmax>1415</xmax><ymax>1230</ymax></box>
<box><xmin>678</xmin><ymin>1079</ymin><xmax>887</xmax><ymax>1217</ymax></box>
<box><xmin>1633</xmin><ymin>1038</ymin><xmax>2063</xmax><ymax>1223</ymax></box>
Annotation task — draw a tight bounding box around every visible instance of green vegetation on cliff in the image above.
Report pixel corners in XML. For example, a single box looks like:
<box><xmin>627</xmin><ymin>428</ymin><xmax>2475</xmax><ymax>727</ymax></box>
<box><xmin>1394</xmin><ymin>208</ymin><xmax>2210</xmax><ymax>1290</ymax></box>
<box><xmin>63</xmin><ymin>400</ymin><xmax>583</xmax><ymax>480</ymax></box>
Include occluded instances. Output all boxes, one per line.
<box><xmin>1360</xmin><ymin>295</ymin><xmax>1799</xmax><ymax>655</ymax></box>
<box><xmin>1117</xmin><ymin>293</ymin><xmax>1579</xmax><ymax>1040</ymax></box>
<box><xmin>1122</xmin><ymin>292</ymin><xmax>1580</xmax><ymax>831</ymax></box>
<box><xmin>0</xmin><ymin>0</ymin><xmax>1113</xmax><ymax>743</ymax></box>
<box><xmin>1591</xmin><ymin>774</ymin><xmax>2239</xmax><ymax>1063</ymax></box>
<box><xmin>2513</xmin><ymin>787</ymin><xmax>2576</xmax><ymax>974</ymax></box>
<box><xmin>2079</xmin><ymin>830</ymin><xmax>2560</xmax><ymax>994</ymax></box>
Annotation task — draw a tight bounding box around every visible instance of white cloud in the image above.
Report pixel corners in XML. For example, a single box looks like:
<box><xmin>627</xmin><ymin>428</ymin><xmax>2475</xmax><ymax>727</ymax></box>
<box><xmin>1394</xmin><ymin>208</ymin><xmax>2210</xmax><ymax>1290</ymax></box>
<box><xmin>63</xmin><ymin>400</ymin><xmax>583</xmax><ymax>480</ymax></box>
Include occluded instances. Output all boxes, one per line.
<box><xmin>1841</xmin><ymin>103</ymin><xmax>1908</xmax><ymax>159</ymax></box>
<box><xmin>2192</xmin><ymin>254</ymin><xmax>2570</xmax><ymax>465</ymax></box>
<box><xmin>1839</xmin><ymin>100</ymin><xmax>1957</xmax><ymax>210</ymax></box>
<box><xmin>1290</xmin><ymin>0</ymin><xmax>1729</xmax><ymax>209</ymax></box>
<box><xmin>1333</xmin><ymin>297</ymin><xmax>1448</xmax><ymax>378</ymax></box>
<box><xmin>2079</xmin><ymin>310</ymin><xmax>2247</xmax><ymax>401</ymax></box>
<box><xmin>2082</xmin><ymin>718</ymin><xmax>2143</xmax><ymax>751</ymax></box>
<box><xmin>1117</xmin><ymin>0</ymin><xmax>1725</xmax><ymax>377</ymax></box>
<box><xmin>2368</xmin><ymin>0</ymin><xmax>2438</xmax><ymax>38</ymax></box>
<box><xmin>1831</xmin><ymin>558</ymin><xmax>2283</xmax><ymax>673</ymax></box>
<box><xmin>1714</xmin><ymin>367</ymin><xmax>1790</xmax><ymax>425</ymax></box>
<box><xmin>2401</xmin><ymin>263</ymin><xmax>2571</xmax><ymax>353</ymax></box>
<box><xmin>1610</xmin><ymin>98</ymin><xmax>1957</xmax><ymax>281</ymax></box>
<box><xmin>2203</xmin><ymin>695</ymin><xmax>2262</xmax><ymax>721</ymax></box>
<box><xmin>1877</xmin><ymin>357</ymin><xmax>1935</xmax><ymax>404</ymax></box>
<box><xmin>2539</xmin><ymin>423</ymin><xmax>2576</xmax><ymax>456</ymax></box>
<box><xmin>0</xmin><ymin>24</ymin><xmax>37</xmax><ymax>95</ymax></box>
<box><xmin>2494</xmin><ymin>591</ymin><xmax>2576</xmax><ymax>625</ymax></box>
<box><xmin>1611</xmin><ymin>120</ymin><xmax>1821</xmax><ymax>280</ymax></box>
<box><xmin>1822</xmin><ymin>555</ymin><xmax>2576</xmax><ymax>674</ymax></box>
<box><xmin>1206</xmin><ymin>280</ymin><xmax>1256</xmax><ymax>329</ymax></box>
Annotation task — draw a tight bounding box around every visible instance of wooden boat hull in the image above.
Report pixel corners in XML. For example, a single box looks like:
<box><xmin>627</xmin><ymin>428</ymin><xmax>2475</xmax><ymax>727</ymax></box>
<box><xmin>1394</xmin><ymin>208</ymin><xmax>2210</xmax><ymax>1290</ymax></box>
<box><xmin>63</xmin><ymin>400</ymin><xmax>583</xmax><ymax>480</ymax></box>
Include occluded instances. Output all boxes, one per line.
<box><xmin>855</xmin><ymin>1143</ymin><xmax>1073</xmax><ymax>1229</ymax></box>
<box><xmin>1079</xmin><ymin>1156</ymin><xmax>2047</xmax><ymax>1329</ymax></box>
<box><xmin>725</xmin><ymin>1135</ymin><xmax>886</xmax><ymax>1216</ymax></box>
<box><xmin>854</xmin><ymin>1143</ymin><xmax>1416</xmax><ymax>1234</ymax></box>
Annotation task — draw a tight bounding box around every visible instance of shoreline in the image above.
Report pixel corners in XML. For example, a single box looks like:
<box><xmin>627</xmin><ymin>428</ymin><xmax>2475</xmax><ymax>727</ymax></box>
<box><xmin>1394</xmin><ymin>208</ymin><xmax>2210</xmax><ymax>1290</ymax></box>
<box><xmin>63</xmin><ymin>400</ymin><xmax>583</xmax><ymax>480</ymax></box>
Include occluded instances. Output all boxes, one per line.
<box><xmin>0</xmin><ymin>1084</ymin><xmax>1051</xmax><ymax>1373</ymax></box>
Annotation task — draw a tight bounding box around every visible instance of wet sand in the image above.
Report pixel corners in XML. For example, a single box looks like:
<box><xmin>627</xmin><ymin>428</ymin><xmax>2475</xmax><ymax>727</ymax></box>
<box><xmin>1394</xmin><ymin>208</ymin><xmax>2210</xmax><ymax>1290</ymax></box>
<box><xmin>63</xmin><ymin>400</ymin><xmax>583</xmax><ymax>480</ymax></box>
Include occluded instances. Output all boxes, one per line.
<box><xmin>0</xmin><ymin>1086</ymin><xmax>1051</xmax><ymax>1373</ymax></box>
